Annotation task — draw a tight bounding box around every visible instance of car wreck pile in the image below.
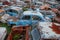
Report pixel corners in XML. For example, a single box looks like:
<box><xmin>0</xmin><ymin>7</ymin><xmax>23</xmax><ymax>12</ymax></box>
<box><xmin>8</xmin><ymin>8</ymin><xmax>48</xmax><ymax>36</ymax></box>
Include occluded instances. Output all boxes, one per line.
<box><xmin>0</xmin><ymin>0</ymin><xmax>60</xmax><ymax>40</ymax></box>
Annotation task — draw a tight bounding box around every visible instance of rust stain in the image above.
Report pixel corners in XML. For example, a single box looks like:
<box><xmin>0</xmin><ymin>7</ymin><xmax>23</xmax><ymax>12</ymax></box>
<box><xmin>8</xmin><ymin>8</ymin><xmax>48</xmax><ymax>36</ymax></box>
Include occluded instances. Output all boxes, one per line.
<box><xmin>50</xmin><ymin>23</ymin><xmax>60</xmax><ymax>34</ymax></box>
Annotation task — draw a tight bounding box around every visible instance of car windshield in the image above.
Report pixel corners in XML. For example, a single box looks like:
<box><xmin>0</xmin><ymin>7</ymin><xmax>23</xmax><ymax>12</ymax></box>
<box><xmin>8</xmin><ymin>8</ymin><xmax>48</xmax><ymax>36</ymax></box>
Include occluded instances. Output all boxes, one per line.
<box><xmin>22</xmin><ymin>15</ymin><xmax>30</xmax><ymax>20</ymax></box>
<box><xmin>8</xmin><ymin>9</ymin><xmax>18</xmax><ymax>14</ymax></box>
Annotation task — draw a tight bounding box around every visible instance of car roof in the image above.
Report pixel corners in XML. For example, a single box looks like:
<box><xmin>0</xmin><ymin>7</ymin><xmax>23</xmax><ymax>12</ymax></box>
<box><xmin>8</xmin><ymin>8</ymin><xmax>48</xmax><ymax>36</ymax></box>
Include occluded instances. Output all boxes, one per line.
<box><xmin>10</xmin><ymin>6</ymin><xmax>22</xmax><ymax>11</ymax></box>
<box><xmin>23</xmin><ymin>11</ymin><xmax>44</xmax><ymax>17</ymax></box>
<box><xmin>36</xmin><ymin>1</ymin><xmax>43</xmax><ymax>4</ymax></box>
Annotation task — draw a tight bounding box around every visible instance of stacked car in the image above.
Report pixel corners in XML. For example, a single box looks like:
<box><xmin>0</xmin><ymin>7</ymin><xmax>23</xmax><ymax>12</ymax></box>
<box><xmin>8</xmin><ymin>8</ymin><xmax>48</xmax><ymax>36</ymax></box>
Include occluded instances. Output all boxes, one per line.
<box><xmin>0</xmin><ymin>0</ymin><xmax>60</xmax><ymax>40</ymax></box>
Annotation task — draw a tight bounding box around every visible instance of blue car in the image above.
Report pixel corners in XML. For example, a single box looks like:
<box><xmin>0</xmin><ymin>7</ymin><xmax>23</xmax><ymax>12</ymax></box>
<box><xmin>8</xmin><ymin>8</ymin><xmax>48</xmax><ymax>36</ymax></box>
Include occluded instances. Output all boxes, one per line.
<box><xmin>6</xmin><ymin>7</ymin><xmax>23</xmax><ymax>17</ymax></box>
<box><xmin>6</xmin><ymin>9</ymin><xmax>18</xmax><ymax>17</ymax></box>
<box><xmin>7</xmin><ymin>11</ymin><xmax>47</xmax><ymax>26</ymax></box>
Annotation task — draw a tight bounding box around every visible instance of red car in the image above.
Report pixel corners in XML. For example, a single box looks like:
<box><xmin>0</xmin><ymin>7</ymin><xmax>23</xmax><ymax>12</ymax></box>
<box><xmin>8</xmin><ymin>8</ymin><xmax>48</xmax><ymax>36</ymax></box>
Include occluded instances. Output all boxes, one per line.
<box><xmin>3</xmin><ymin>1</ymin><xmax>11</xmax><ymax>6</ymax></box>
<box><xmin>7</xmin><ymin>26</ymin><xmax>30</xmax><ymax>40</ymax></box>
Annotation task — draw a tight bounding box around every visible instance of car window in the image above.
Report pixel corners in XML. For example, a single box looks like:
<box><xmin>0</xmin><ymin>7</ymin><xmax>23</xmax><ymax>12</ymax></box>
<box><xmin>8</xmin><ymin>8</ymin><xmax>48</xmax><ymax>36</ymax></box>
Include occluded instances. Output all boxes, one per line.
<box><xmin>40</xmin><ymin>12</ymin><xmax>46</xmax><ymax>15</ymax></box>
<box><xmin>13</xmin><ymin>10</ymin><xmax>18</xmax><ymax>14</ymax></box>
<box><xmin>31</xmin><ymin>28</ymin><xmax>40</xmax><ymax>40</ymax></box>
<box><xmin>32</xmin><ymin>15</ymin><xmax>41</xmax><ymax>21</ymax></box>
<box><xmin>46</xmin><ymin>12</ymin><xmax>51</xmax><ymax>15</ymax></box>
<box><xmin>22</xmin><ymin>15</ymin><xmax>31</xmax><ymax>20</ymax></box>
<box><xmin>41</xmin><ymin>12</ymin><xmax>51</xmax><ymax>15</ymax></box>
<box><xmin>8</xmin><ymin>9</ymin><xmax>12</xmax><ymax>12</ymax></box>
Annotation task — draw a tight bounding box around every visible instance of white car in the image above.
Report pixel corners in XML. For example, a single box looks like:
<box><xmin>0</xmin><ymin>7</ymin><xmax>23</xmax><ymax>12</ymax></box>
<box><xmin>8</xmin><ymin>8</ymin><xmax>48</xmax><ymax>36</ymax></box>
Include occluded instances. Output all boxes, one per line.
<box><xmin>0</xmin><ymin>27</ymin><xmax>7</xmax><ymax>40</ymax></box>
<box><xmin>1</xmin><ymin>14</ymin><xmax>10</xmax><ymax>23</ymax></box>
<box><xmin>38</xmin><ymin>22</ymin><xmax>60</xmax><ymax>40</ymax></box>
